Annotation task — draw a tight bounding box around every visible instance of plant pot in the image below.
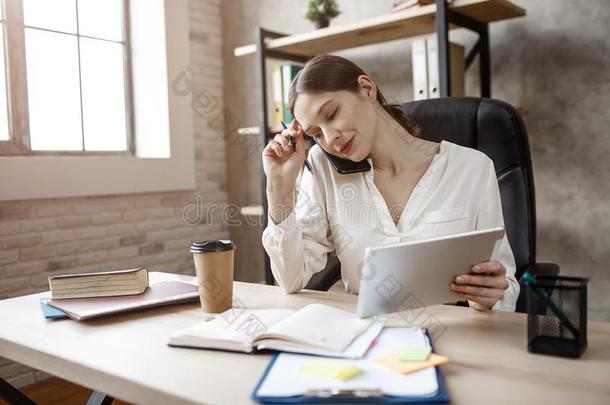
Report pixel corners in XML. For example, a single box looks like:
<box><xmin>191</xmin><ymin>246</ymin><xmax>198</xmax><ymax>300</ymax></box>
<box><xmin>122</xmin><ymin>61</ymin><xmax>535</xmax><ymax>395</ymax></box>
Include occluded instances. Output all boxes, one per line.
<box><xmin>314</xmin><ymin>17</ymin><xmax>329</xmax><ymax>29</ymax></box>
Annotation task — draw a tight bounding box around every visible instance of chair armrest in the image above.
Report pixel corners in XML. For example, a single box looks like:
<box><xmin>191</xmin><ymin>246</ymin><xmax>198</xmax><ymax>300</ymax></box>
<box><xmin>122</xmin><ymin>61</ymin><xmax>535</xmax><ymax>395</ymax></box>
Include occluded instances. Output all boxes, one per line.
<box><xmin>516</xmin><ymin>262</ymin><xmax>561</xmax><ymax>313</ymax></box>
<box><xmin>304</xmin><ymin>253</ymin><xmax>342</xmax><ymax>291</ymax></box>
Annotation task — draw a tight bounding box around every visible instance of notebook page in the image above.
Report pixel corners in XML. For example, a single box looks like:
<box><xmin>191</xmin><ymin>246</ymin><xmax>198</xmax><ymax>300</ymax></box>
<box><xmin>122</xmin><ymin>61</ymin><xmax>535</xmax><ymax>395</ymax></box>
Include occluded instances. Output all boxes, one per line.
<box><xmin>170</xmin><ymin>308</ymin><xmax>295</xmax><ymax>350</ymax></box>
<box><xmin>222</xmin><ymin>308</ymin><xmax>295</xmax><ymax>337</ymax></box>
<box><xmin>256</xmin><ymin>327</ymin><xmax>438</xmax><ymax>397</ymax></box>
<box><xmin>255</xmin><ymin>304</ymin><xmax>373</xmax><ymax>353</ymax></box>
<box><xmin>255</xmin><ymin>320</ymin><xmax>384</xmax><ymax>359</ymax></box>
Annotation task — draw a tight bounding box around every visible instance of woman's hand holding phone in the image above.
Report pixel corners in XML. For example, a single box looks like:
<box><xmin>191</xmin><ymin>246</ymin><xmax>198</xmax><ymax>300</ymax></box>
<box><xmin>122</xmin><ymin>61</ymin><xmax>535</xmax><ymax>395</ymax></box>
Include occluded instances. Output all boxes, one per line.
<box><xmin>262</xmin><ymin>120</ymin><xmax>306</xmax><ymax>224</ymax></box>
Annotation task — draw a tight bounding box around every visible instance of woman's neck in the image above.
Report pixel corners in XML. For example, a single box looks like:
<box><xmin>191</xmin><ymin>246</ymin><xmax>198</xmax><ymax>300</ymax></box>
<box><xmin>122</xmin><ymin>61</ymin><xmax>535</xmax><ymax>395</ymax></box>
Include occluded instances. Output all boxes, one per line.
<box><xmin>368</xmin><ymin>107</ymin><xmax>438</xmax><ymax>176</ymax></box>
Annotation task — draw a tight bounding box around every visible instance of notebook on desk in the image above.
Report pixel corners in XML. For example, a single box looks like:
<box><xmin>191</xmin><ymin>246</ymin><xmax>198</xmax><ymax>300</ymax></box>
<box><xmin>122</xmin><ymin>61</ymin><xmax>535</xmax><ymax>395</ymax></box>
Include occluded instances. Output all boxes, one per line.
<box><xmin>168</xmin><ymin>304</ymin><xmax>384</xmax><ymax>359</ymax></box>
<box><xmin>251</xmin><ymin>327</ymin><xmax>450</xmax><ymax>403</ymax></box>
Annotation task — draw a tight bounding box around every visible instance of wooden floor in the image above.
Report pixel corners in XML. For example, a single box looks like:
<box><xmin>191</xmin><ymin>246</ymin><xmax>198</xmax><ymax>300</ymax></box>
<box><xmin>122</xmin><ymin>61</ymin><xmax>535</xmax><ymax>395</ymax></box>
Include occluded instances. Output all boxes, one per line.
<box><xmin>0</xmin><ymin>377</ymin><xmax>130</xmax><ymax>405</ymax></box>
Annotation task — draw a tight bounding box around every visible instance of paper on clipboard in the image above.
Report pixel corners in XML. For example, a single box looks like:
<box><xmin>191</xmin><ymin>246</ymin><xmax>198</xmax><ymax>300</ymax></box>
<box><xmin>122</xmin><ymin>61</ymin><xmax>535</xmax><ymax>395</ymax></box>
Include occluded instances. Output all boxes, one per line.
<box><xmin>255</xmin><ymin>327</ymin><xmax>439</xmax><ymax>398</ymax></box>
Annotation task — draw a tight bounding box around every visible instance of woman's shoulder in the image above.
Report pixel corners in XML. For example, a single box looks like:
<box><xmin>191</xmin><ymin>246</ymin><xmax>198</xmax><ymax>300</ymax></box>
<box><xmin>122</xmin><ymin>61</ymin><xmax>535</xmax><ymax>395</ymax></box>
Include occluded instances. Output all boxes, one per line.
<box><xmin>442</xmin><ymin>140</ymin><xmax>495</xmax><ymax>172</ymax></box>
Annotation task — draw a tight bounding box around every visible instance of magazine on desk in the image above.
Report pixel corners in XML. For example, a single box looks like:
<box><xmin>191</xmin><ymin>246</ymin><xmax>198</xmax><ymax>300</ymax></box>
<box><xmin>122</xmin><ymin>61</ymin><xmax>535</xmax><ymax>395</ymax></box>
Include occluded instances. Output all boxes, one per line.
<box><xmin>168</xmin><ymin>303</ymin><xmax>385</xmax><ymax>359</ymax></box>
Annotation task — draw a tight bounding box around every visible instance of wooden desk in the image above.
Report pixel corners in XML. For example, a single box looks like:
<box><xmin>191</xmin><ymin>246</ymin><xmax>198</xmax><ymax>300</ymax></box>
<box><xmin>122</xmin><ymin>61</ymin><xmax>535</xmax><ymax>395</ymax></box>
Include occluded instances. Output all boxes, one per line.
<box><xmin>0</xmin><ymin>272</ymin><xmax>609</xmax><ymax>404</ymax></box>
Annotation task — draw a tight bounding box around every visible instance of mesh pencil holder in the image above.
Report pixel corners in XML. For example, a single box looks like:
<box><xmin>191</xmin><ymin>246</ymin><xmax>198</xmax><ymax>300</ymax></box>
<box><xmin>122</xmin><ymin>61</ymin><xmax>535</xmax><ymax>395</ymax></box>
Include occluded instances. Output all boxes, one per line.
<box><xmin>526</xmin><ymin>276</ymin><xmax>588</xmax><ymax>358</ymax></box>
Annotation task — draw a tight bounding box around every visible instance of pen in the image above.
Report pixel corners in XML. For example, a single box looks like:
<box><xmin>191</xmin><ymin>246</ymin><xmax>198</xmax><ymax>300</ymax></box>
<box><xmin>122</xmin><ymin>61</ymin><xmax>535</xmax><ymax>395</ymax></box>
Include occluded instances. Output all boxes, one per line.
<box><xmin>521</xmin><ymin>272</ymin><xmax>579</xmax><ymax>338</ymax></box>
<box><xmin>281</xmin><ymin>121</ymin><xmax>313</xmax><ymax>174</ymax></box>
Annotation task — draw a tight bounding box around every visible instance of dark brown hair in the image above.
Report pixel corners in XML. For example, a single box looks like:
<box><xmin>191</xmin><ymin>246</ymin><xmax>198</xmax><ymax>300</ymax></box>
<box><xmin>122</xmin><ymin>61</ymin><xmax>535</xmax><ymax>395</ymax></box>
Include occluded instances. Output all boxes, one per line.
<box><xmin>288</xmin><ymin>54</ymin><xmax>419</xmax><ymax>136</ymax></box>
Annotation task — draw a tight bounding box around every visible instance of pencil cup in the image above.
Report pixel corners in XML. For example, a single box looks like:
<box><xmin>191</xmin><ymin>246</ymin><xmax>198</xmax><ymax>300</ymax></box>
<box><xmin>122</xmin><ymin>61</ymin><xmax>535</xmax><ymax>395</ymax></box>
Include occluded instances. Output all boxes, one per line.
<box><xmin>526</xmin><ymin>276</ymin><xmax>588</xmax><ymax>358</ymax></box>
<box><xmin>191</xmin><ymin>240</ymin><xmax>235</xmax><ymax>313</ymax></box>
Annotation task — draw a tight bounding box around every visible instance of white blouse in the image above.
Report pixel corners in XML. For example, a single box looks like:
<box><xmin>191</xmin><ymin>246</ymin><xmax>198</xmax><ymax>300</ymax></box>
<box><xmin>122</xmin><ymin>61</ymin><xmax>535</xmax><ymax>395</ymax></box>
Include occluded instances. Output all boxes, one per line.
<box><xmin>262</xmin><ymin>140</ymin><xmax>519</xmax><ymax>311</ymax></box>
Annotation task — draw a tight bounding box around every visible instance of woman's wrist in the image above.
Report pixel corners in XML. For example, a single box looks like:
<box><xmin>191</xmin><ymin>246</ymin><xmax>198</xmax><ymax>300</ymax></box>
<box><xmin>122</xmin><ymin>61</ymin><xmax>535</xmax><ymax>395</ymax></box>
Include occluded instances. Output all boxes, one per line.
<box><xmin>266</xmin><ymin>187</ymin><xmax>295</xmax><ymax>225</ymax></box>
<box><xmin>469</xmin><ymin>300</ymin><xmax>495</xmax><ymax>311</ymax></box>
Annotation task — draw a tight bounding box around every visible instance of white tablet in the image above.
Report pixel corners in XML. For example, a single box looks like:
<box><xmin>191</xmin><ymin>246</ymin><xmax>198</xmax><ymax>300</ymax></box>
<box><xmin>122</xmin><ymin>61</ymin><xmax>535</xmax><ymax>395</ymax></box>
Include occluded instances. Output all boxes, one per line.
<box><xmin>356</xmin><ymin>227</ymin><xmax>505</xmax><ymax>318</ymax></box>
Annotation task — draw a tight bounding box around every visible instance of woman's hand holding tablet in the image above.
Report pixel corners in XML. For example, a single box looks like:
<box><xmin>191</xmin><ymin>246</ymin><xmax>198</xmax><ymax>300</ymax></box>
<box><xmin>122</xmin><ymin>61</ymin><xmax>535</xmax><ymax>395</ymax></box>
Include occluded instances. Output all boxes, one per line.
<box><xmin>450</xmin><ymin>260</ymin><xmax>510</xmax><ymax>310</ymax></box>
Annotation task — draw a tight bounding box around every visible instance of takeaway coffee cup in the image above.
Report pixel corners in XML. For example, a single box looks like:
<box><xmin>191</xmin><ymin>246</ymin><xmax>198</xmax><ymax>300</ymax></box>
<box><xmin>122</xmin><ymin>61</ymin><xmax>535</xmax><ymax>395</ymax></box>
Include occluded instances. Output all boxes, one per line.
<box><xmin>190</xmin><ymin>240</ymin><xmax>235</xmax><ymax>313</ymax></box>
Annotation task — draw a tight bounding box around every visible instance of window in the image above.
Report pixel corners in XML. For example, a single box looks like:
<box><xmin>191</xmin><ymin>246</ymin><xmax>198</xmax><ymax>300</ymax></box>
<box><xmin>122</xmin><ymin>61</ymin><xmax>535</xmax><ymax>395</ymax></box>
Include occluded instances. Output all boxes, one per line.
<box><xmin>0</xmin><ymin>0</ymin><xmax>133</xmax><ymax>154</ymax></box>
<box><xmin>0</xmin><ymin>0</ymin><xmax>194</xmax><ymax>201</ymax></box>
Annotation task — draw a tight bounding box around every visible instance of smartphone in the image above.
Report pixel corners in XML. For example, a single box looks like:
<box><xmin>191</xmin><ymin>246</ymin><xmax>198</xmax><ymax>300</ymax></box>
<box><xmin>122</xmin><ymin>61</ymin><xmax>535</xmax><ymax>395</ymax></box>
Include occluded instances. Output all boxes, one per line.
<box><xmin>312</xmin><ymin>137</ymin><xmax>371</xmax><ymax>174</ymax></box>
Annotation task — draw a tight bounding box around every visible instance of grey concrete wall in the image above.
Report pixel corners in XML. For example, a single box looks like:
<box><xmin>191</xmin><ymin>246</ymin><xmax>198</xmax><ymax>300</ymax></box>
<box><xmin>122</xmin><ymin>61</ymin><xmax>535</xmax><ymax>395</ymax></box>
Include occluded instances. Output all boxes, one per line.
<box><xmin>221</xmin><ymin>0</ymin><xmax>610</xmax><ymax>321</ymax></box>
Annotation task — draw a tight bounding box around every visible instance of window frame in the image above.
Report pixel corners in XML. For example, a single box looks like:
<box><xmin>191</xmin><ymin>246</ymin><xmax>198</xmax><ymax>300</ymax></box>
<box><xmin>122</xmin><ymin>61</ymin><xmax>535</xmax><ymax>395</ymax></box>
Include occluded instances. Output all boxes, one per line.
<box><xmin>0</xmin><ymin>0</ymin><xmax>136</xmax><ymax>156</ymax></box>
<box><xmin>0</xmin><ymin>0</ymin><xmax>197</xmax><ymax>201</ymax></box>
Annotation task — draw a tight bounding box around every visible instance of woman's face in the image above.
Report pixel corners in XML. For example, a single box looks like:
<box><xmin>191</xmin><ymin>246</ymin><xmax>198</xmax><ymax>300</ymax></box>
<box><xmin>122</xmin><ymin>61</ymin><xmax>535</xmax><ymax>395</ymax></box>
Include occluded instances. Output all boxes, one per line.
<box><xmin>293</xmin><ymin>77</ymin><xmax>379</xmax><ymax>162</ymax></box>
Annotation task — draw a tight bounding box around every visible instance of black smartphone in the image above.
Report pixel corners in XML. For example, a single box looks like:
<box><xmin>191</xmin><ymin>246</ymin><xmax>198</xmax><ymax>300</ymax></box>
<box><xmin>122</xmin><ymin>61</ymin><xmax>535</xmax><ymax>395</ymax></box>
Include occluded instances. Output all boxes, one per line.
<box><xmin>312</xmin><ymin>137</ymin><xmax>371</xmax><ymax>174</ymax></box>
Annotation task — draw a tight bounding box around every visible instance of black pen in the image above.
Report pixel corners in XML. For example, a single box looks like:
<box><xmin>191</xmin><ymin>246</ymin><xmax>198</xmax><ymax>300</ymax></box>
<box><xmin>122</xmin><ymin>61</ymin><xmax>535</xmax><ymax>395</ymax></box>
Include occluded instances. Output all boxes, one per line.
<box><xmin>281</xmin><ymin>121</ymin><xmax>313</xmax><ymax>174</ymax></box>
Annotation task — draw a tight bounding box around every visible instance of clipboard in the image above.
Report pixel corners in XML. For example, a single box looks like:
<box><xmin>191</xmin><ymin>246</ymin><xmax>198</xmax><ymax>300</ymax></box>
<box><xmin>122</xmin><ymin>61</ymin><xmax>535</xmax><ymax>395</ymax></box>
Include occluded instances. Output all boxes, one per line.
<box><xmin>251</xmin><ymin>329</ymin><xmax>450</xmax><ymax>404</ymax></box>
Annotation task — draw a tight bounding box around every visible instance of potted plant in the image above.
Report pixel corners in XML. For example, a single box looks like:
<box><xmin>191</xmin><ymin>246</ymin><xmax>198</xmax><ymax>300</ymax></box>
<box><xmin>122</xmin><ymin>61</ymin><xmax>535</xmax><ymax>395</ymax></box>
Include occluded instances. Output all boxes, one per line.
<box><xmin>306</xmin><ymin>0</ymin><xmax>341</xmax><ymax>29</ymax></box>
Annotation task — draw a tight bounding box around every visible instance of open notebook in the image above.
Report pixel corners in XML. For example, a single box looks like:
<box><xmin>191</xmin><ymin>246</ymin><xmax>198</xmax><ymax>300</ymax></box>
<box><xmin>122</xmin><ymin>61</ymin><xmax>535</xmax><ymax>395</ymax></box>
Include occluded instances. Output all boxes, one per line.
<box><xmin>168</xmin><ymin>304</ymin><xmax>384</xmax><ymax>359</ymax></box>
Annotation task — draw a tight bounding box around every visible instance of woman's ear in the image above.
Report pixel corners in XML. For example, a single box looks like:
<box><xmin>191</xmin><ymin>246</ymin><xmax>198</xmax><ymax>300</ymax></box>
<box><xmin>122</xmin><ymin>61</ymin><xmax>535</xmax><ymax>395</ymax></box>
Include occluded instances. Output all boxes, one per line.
<box><xmin>357</xmin><ymin>75</ymin><xmax>376</xmax><ymax>101</ymax></box>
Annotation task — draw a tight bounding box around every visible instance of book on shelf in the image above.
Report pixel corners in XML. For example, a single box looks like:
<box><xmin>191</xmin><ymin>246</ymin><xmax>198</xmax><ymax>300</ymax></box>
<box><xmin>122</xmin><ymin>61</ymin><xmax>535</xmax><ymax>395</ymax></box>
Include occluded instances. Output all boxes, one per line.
<box><xmin>48</xmin><ymin>267</ymin><xmax>149</xmax><ymax>299</ymax></box>
<box><xmin>426</xmin><ymin>35</ymin><xmax>465</xmax><ymax>98</ymax></box>
<box><xmin>412</xmin><ymin>38</ymin><xmax>429</xmax><ymax>100</ymax></box>
<box><xmin>269</xmin><ymin>63</ymin><xmax>303</xmax><ymax>128</ymax></box>
<box><xmin>281</xmin><ymin>64</ymin><xmax>303</xmax><ymax>124</ymax></box>
<box><xmin>168</xmin><ymin>303</ymin><xmax>384</xmax><ymax>359</ymax></box>
<box><xmin>411</xmin><ymin>35</ymin><xmax>465</xmax><ymax>100</ymax></box>
<box><xmin>272</xmin><ymin>65</ymin><xmax>284</xmax><ymax>128</ymax></box>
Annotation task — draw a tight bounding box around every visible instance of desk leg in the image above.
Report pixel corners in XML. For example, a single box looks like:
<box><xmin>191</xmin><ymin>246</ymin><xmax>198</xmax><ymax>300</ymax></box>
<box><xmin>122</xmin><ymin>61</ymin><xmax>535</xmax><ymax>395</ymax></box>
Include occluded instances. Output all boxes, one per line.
<box><xmin>86</xmin><ymin>391</ymin><xmax>114</xmax><ymax>405</ymax></box>
<box><xmin>0</xmin><ymin>376</ymin><xmax>37</xmax><ymax>405</ymax></box>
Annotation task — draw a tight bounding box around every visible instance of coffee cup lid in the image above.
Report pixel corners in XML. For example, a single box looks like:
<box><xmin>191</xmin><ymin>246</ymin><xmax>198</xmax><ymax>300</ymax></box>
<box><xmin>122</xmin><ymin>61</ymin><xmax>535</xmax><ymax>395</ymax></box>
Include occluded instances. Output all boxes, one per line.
<box><xmin>191</xmin><ymin>239</ymin><xmax>235</xmax><ymax>253</ymax></box>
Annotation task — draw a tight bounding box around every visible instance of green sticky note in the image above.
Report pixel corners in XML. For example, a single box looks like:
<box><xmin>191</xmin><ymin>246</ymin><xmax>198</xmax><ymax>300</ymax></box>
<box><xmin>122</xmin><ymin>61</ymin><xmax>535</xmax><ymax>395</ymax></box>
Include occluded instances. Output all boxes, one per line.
<box><xmin>398</xmin><ymin>347</ymin><xmax>431</xmax><ymax>362</ymax></box>
<box><xmin>298</xmin><ymin>360</ymin><xmax>362</xmax><ymax>381</ymax></box>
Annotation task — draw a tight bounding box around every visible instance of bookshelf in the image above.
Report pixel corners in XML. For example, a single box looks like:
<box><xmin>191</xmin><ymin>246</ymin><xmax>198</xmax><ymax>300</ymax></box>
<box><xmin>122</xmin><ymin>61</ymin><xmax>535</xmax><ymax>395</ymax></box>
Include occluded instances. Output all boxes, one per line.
<box><xmin>233</xmin><ymin>0</ymin><xmax>526</xmax><ymax>285</ymax></box>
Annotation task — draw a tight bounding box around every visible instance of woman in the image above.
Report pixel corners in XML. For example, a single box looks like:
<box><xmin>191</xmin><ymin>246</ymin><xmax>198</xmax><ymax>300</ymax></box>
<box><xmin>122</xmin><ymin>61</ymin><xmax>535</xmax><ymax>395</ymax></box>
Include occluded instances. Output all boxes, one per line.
<box><xmin>261</xmin><ymin>55</ymin><xmax>518</xmax><ymax>311</ymax></box>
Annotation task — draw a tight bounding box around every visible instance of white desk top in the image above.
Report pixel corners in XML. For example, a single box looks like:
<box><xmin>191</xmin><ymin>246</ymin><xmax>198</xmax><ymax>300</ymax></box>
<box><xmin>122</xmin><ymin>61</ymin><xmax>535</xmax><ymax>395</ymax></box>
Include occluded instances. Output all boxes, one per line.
<box><xmin>0</xmin><ymin>272</ymin><xmax>609</xmax><ymax>404</ymax></box>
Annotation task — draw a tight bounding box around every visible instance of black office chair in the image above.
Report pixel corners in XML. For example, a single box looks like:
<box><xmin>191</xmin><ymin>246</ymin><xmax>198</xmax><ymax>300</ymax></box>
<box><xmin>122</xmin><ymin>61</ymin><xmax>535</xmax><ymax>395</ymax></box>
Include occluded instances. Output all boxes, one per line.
<box><xmin>304</xmin><ymin>97</ymin><xmax>560</xmax><ymax>313</ymax></box>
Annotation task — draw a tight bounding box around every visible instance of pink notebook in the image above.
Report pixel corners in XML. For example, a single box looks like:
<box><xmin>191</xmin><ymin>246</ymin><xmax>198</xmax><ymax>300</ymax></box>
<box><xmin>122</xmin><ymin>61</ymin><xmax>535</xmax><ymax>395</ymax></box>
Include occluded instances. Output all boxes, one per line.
<box><xmin>47</xmin><ymin>281</ymin><xmax>199</xmax><ymax>321</ymax></box>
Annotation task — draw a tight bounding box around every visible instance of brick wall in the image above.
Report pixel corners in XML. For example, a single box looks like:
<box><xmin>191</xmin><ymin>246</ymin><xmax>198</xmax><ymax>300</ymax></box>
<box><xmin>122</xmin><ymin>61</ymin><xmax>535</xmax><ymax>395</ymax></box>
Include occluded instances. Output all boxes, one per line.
<box><xmin>0</xmin><ymin>0</ymin><xmax>226</xmax><ymax>389</ymax></box>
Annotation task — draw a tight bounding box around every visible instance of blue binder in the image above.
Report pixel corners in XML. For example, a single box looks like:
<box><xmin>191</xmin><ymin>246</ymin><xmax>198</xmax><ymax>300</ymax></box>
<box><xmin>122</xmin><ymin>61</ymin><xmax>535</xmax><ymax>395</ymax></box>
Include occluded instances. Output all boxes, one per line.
<box><xmin>40</xmin><ymin>297</ymin><xmax>68</xmax><ymax>319</ymax></box>
<box><xmin>251</xmin><ymin>329</ymin><xmax>450</xmax><ymax>404</ymax></box>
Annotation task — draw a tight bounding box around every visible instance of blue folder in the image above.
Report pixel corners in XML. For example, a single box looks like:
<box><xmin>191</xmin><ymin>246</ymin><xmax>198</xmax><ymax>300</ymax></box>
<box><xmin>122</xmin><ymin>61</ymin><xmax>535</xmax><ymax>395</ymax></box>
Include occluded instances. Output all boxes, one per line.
<box><xmin>40</xmin><ymin>297</ymin><xmax>68</xmax><ymax>319</ymax></box>
<box><xmin>251</xmin><ymin>329</ymin><xmax>450</xmax><ymax>404</ymax></box>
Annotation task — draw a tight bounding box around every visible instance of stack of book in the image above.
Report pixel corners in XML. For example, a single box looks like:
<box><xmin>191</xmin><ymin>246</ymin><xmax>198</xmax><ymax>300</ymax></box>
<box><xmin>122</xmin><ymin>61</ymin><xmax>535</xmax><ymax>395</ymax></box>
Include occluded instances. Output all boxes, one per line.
<box><xmin>44</xmin><ymin>268</ymin><xmax>200</xmax><ymax>321</ymax></box>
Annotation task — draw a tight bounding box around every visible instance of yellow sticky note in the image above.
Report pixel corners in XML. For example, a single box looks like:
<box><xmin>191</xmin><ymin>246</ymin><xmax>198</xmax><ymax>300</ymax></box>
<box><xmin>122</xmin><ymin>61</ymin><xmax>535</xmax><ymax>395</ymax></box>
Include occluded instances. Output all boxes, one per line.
<box><xmin>193</xmin><ymin>317</ymin><xmax>228</xmax><ymax>332</ymax></box>
<box><xmin>298</xmin><ymin>360</ymin><xmax>362</xmax><ymax>381</ymax></box>
<box><xmin>374</xmin><ymin>352</ymin><xmax>448</xmax><ymax>375</ymax></box>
